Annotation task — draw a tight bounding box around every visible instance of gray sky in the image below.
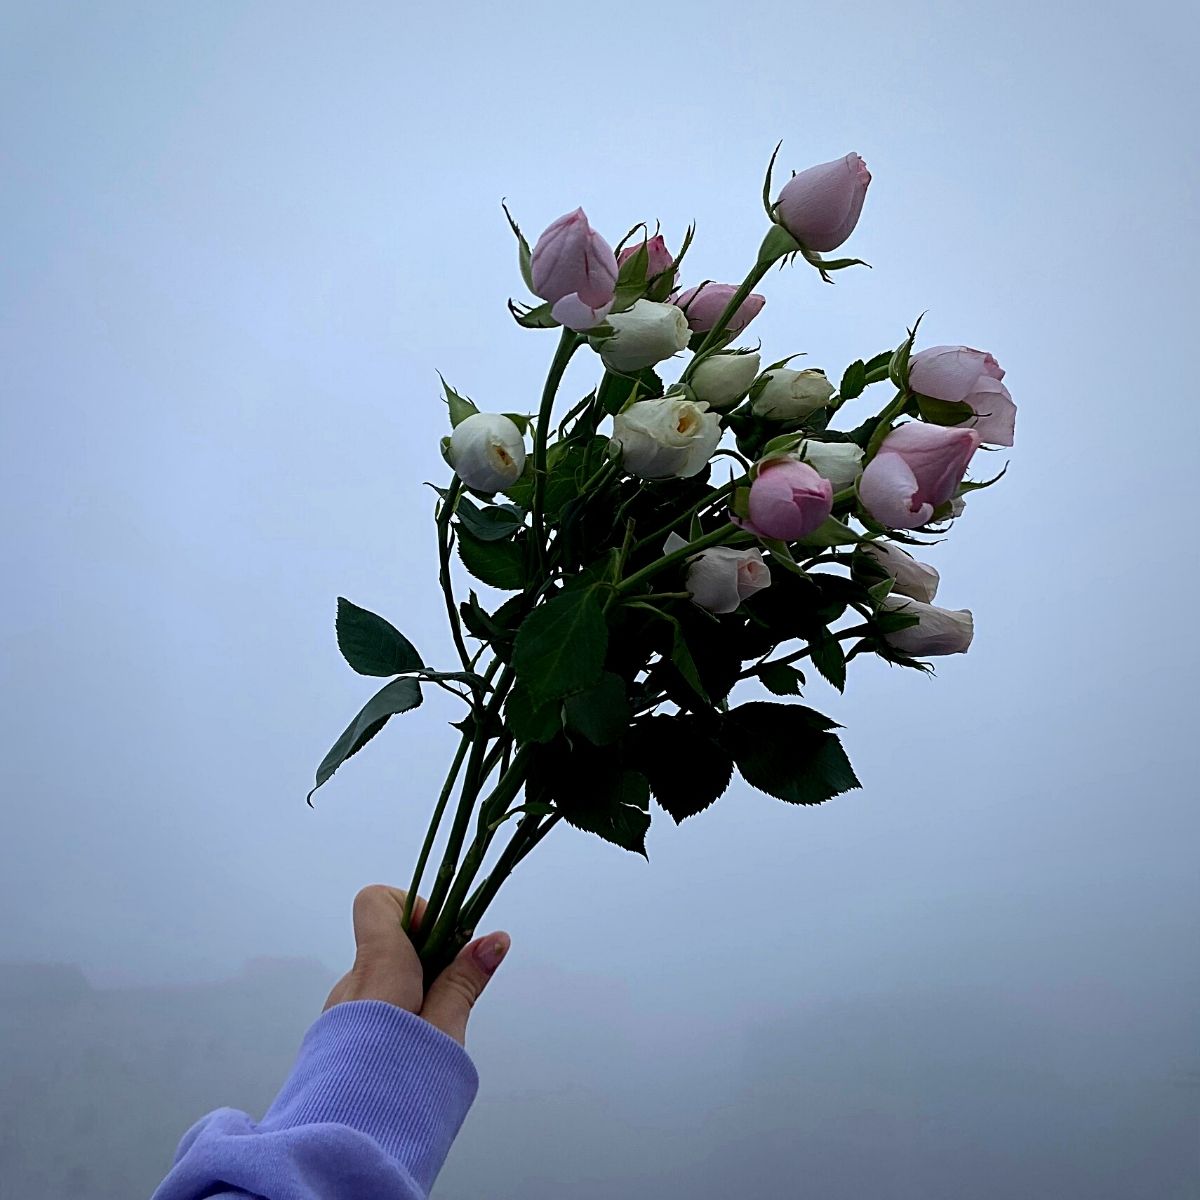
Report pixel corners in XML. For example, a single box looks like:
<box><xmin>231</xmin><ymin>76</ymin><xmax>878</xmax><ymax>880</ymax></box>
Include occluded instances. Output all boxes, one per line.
<box><xmin>2</xmin><ymin>2</ymin><xmax>1198</xmax><ymax>1195</ymax></box>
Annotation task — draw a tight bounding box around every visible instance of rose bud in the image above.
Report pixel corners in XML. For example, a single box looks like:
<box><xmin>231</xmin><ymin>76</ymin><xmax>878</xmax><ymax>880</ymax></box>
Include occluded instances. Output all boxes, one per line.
<box><xmin>611</xmin><ymin>396</ymin><xmax>722</xmax><ymax>479</ymax></box>
<box><xmin>774</xmin><ymin>153</ymin><xmax>871</xmax><ymax>253</ymax></box>
<box><xmin>862</xmin><ymin>541</ymin><xmax>940</xmax><ymax>603</ymax></box>
<box><xmin>739</xmin><ymin>458</ymin><xmax>834</xmax><ymax>540</ymax></box>
<box><xmin>449</xmin><ymin>412</ymin><xmax>526</xmax><ymax>493</ymax></box>
<box><xmin>672</xmin><ymin>283</ymin><xmax>766</xmax><ymax>334</ymax></box>
<box><xmin>597</xmin><ymin>299</ymin><xmax>691</xmax><ymax>373</ymax></box>
<box><xmin>797</xmin><ymin>439</ymin><xmax>864</xmax><ymax>491</ymax></box>
<box><xmin>858</xmin><ymin>423</ymin><xmax>980</xmax><ymax>529</ymax></box>
<box><xmin>751</xmin><ymin>368</ymin><xmax>835</xmax><ymax>420</ymax></box>
<box><xmin>664</xmin><ymin>532</ymin><xmax>771</xmax><ymax>614</ymax></box>
<box><xmin>909</xmin><ymin>344</ymin><xmax>1016</xmax><ymax>447</ymax></box>
<box><xmin>689</xmin><ymin>351</ymin><xmax>762</xmax><ymax>410</ymax></box>
<box><xmin>530</xmin><ymin>208</ymin><xmax>618</xmax><ymax>331</ymax></box>
<box><xmin>617</xmin><ymin>233</ymin><xmax>675</xmax><ymax>281</ymax></box>
<box><xmin>879</xmin><ymin>593</ymin><xmax>973</xmax><ymax>656</ymax></box>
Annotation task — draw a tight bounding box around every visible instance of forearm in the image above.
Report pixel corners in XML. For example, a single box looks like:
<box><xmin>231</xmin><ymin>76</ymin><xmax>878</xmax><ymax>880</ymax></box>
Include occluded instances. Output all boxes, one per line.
<box><xmin>153</xmin><ymin>1000</ymin><xmax>478</xmax><ymax>1200</ymax></box>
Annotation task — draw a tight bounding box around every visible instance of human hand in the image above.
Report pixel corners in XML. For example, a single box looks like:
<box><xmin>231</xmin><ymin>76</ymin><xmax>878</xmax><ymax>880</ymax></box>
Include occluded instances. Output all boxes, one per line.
<box><xmin>323</xmin><ymin>885</ymin><xmax>510</xmax><ymax>1046</ymax></box>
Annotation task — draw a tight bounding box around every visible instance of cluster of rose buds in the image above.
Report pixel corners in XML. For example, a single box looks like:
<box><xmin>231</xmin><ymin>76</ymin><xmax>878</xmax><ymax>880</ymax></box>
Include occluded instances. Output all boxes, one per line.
<box><xmin>448</xmin><ymin>151</ymin><xmax>1012</xmax><ymax>662</ymax></box>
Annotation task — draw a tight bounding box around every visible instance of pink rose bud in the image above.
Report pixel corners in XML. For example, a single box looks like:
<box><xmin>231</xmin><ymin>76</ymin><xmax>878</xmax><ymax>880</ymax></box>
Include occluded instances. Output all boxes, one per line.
<box><xmin>740</xmin><ymin>458</ymin><xmax>834</xmax><ymax>541</ymax></box>
<box><xmin>908</xmin><ymin>345</ymin><xmax>1016</xmax><ymax>447</ymax></box>
<box><xmin>858</xmin><ymin>423</ymin><xmax>980</xmax><ymax>529</ymax></box>
<box><xmin>880</xmin><ymin>594</ymin><xmax>974</xmax><ymax>656</ymax></box>
<box><xmin>774</xmin><ymin>153</ymin><xmax>871</xmax><ymax>253</ymax></box>
<box><xmin>672</xmin><ymin>283</ymin><xmax>766</xmax><ymax>335</ymax></box>
<box><xmin>862</xmin><ymin>541</ymin><xmax>940</xmax><ymax>603</ymax></box>
<box><xmin>530</xmin><ymin>208</ymin><xmax>618</xmax><ymax>331</ymax></box>
<box><xmin>617</xmin><ymin>233</ymin><xmax>675</xmax><ymax>280</ymax></box>
<box><xmin>664</xmin><ymin>534</ymin><xmax>772</xmax><ymax>614</ymax></box>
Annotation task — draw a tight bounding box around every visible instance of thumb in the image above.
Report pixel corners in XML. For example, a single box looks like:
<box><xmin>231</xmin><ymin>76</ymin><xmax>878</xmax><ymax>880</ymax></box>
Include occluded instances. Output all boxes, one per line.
<box><xmin>419</xmin><ymin>931</ymin><xmax>511</xmax><ymax>1046</ymax></box>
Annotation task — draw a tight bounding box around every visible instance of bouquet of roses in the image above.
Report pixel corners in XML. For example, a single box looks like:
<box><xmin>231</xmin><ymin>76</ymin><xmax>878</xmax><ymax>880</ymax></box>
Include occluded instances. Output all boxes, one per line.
<box><xmin>308</xmin><ymin>148</ymin><xmax>1015</xmax><ymax>982</ymax></box>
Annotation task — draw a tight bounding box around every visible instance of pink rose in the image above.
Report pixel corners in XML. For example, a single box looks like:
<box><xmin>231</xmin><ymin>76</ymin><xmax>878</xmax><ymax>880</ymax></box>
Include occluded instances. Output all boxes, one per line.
<box><xmin>858</xmin><ymin>423</ymin><xmax>980</xmax><ymax>529</ymax></box>
<box><xmin>665</xmin><ymin>534</ymin><xmax>772</xmax><ymax>614</ymax></box>
<box><xmin>617</xmin><ymin>233</ymin><xmax>675</xmax><ymax>281</ymax></box>
<box><xmin>530</xmin><ymin>208</ymin><xmax>618</xmax><ymax>331</ymax></box>
<box><xmin>909</xmin><ymin>344</ymin><xmax>1016</xmax><ymax>447</ymax></box>
<box><xmin>672</xmin><ymin>283</ymin><xmax>766</xmax><ymax>334</ymax></box>
<box><xmin>774</xmin><ymin>153</ymin><xmax>871</xmax><ymax>253</ymax></box>
<box><xmin>739</xmin><ymin>458</ymin><xmax>833</xmax><ymax>541</ymax></box>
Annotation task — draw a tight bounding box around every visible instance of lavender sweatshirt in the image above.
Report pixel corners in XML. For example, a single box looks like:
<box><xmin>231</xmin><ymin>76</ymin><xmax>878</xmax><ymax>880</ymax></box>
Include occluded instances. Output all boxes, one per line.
<box><xmin>152</xmin><ymin>1000</ymin><xmax>479</xmax><ymax>1199</ymax></box>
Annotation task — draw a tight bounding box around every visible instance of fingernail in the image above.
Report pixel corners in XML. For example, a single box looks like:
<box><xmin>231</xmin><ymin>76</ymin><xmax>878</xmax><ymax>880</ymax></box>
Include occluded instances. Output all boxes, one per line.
<box><xmin>472</xmin><ymin>932</ymin><xmax>510</xmax><ymax>975</ymax></box>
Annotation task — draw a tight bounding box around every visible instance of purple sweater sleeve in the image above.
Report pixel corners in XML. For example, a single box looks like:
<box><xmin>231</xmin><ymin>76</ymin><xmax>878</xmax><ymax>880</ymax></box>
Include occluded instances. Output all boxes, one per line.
<box><xmin>151</xmin><ymin>999</ymin><xmax>479</xmax><ymax>1200</ymax></box>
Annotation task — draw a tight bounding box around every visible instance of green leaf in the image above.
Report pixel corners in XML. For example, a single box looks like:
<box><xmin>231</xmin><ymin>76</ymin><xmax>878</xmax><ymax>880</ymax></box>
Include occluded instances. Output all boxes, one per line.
<box><xmin>796</xmin><ymin>517</ymin><xmax>861</xmax><ymax>548</ymax></box>
<box><xmin>455</xmin><ymin>495</ymin><xmax>524</xmax><ymax>542</ymax></box>
<box><xmin>501</xmin><ymin>199</ymin><xmax>536</xmax><ymax>293</ymax></box>
<box><xmin>563</xmin><ymin>671</ymin><xmax>631</xmax><ymax>747</ymax></box>
<box><xmin>335</xmin><ymin>597</ymin><xmax>423</xmax><ymax>676</ymax></box>
<box><xmin>757</xmin><ymin>662</ymin><xmax>805</xmax><ymax>696</ymax></box>
<box><xmin>629</xmin><ymin>714</ymin><xmax>733</xmax><ymax>823</ymax></box>
<box><xmin>487</xmin><ymin>800</ymin><xmax>555</xmax><ymax>831</ymax></box>
<box><xmin>724</xmin><ymin>701</ymin><xmax>859</xmax><ymax>806</ymax></box>
<box><xmin>597</xmin><ymin>365</ymin><xmax>664</xmax><ymax>415</ymax></box>
<box><xmin>560</xmin><ymin>768</ymin><xmax>651</xmax><ymax>856</ymax></box>
<box><xmin>507</xmin><ymin>298</ymin><xmax>559</xmax><ymax>329</ymax></box>
<box><xmin>838</xmin><ymin>359</ymin><xmax>868</xmax><ymax>400</ymax></box>
<box><xmin>440</xmin><ymin>375</ymin><xmax>478</xmax><ymax>428</ymax></box>
<box><xmin>809</xmin><ymin>636</ymin><xmax>847</xmax><ymax>692</ymax></box>
<box><xmin>513</xmin><ymin>586</ymin><xmax>609</xmax><ymax>705</ymax></box>
<box><xmin>308</xmin><ymin>677</ymin><xmax>423</xmax><ymax>802</ymax></box>
<box><xmin>501</xmin><ymin>458</ymin><xmax>536</xmax><ymax>508</ymax></box>
<box><xmin>506</xmin><ymin>682</ymin><xmax>562</xmax><ymax>744</ymax></box>
<box><xmin>916</xmin><ymin>395</ymin><xmax>975</xmax><ymax>426</ymax></box>
<box><xmin>457</xmin><ymin>530</ymin><xmax>526</xmax><ymax>590</ymax></box>
<box><xmin>888</xmin><ymin>314</ymin><xmax>925</xmax><ymax>389</ymax></box>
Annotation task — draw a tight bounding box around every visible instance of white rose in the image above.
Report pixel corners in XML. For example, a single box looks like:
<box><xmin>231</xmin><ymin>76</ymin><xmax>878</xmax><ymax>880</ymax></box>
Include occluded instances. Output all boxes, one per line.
<box><xmin>611</xmin><ymin>397</ymin><xmax>722</xmax><ymax>479</ymax></box>
<box><xmin>751</xmin><ymin>367</ymin><xmax>835</xmax><ymax>420</ymax></box>
<box><xmin>664</xmin><ymin>532</ymin><xmax>771</xmax><ymax>613</ymax></box>
<box><xmin>880</xmin><ymin>593</ymin><xmax>972</xmax><ymax>656</ymax></box>
<box><xmin>597</xmin><ymin>300</ymin><xmax>691</xmax><ymax>373</ymax></box>
<box><xmin>689</xmin><ymin>351</ymin><xmax>761</xmax><ymax>410</ymax></box>
<box><xmin>797</xmin><ymin>439</ymin><xmax>864</xmax><ymax>491</ymax></box>
<box><xmin>863</xmin><ymin>541</ymin><xmax>940</xmax><ymax>603</ymax></box>
<box><xmin>449</xmin><ymin>412</ymin><xmax>526</xmax><ymax>492</ymax></box>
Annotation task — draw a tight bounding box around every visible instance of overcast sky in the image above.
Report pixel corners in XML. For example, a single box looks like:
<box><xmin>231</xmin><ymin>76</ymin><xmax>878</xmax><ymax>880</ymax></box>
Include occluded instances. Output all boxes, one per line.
<box><xmin>2</xmin><ymin>2</ymin><xmax>1198</xmax><ymax>1196</ymax></box>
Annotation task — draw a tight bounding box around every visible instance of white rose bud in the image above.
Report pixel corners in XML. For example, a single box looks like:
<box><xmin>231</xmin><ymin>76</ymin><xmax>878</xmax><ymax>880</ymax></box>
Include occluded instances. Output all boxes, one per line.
<box><xmin>449</xmin><ymin>412</ymin><xmax>526</xmax><ymax>493</ymax></box>
<box><xmin>797</xmin><ymin>439</ymin><xmax>864</xmax><ymax>491</ymax></box>
<box><xmin>751</xmin><ymin>367</ymin><xmax>835</xmax><ymax>420</ymax></box>
<box><xmin>863</xmin><ymin>541</ymin><xmax>940</xmax><ymax>603</ymax></box>
<box><xmin>597</xmin><ymin>299</ymin><xmax>691</xmax><ymax>373</ymax></box>
<box><xmin>611</xmin><ymin>396</ymin><xmax>722</xmax><ymax>479</ymax></box>
<box><xmin>689</xmin><ymin>351</ymin><xmax>762</xmax><ymax>410</ymax></box>
<box><xmin>880</xmin><ymin>593</ymin><xmax>973</xmax><ymax>656</ymax></box>
<box><xmin>664</xmin><ymin>532</ymin><xmax>770</xmax><ymax>613</ymax></box>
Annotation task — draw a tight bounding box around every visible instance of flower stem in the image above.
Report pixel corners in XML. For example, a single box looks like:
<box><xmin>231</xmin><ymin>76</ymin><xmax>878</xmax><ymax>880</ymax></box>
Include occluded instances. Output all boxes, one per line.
<box><xmin>437</xmin><ymin>478</ymin><xmax>475</xmax><ymax>678</ymax></box>
<box><xmin>531</xmin><ymin>329</ymin><xmax>582</xmax><ymax>570</ymax></box>
<box><xmin>617</xmin><ymin>522</ymin><xmax>751</xmax><ymax>596</ymax></box>
<box><xmin>864</xmin><ymin>391</ymin><xmax>910</xmax><ymax>460</ymax></box>
<box><xmin>739</xmin><ymin>622</ymin><xmax>872</xmax><ymax>679</ymax></box>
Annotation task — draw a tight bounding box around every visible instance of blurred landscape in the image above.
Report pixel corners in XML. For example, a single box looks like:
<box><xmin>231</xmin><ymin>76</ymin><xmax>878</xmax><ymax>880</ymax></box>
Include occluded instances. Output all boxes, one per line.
<box><xmin>2</xmin><ymin>957</ymin><xmax>1196</xmax><ymax>1198</ymax></box>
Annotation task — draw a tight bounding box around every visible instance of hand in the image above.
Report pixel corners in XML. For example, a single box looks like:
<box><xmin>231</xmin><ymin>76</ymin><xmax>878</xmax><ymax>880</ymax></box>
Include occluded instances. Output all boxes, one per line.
<box><xmin>323</xmin><ymin>884</ymin><xmax>510</xmax><ymax>1046</ymax></box>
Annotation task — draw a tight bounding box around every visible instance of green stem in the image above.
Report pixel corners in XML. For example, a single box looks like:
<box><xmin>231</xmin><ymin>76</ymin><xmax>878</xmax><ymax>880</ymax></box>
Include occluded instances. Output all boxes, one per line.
<box><xmin>417</xmin><ymin>665</ymin><xmax>515</xmax><ymax>945</ymax></box>
<box><xmin>437</xmin><ymin>478</ymin><xmax>474</xmax><ymax>678</ymax></box>
<box><xmin>458</xmin><ymin>810</ymin><xmax>563</xmax><ymax>933</ymax></box>
<box><xmin>617</xmin><ymin>522</ymin><xmax>750</xmax><ymax>596</ymax></box>
<box><xmin>531</xmin><ymin>330</ymin><xmax>582</xmax><ymax>569</ymax></box>
<box><xmin>419</xmin><ymin>747</ymin><xmax>532</xmax><ymax>968</ymax></box>
<box><xmin>740</xmin><ymin>622</ymin><xmax>872</xmax><ymax>679</ymax></box>
<box><xmin>864</xmin><ymin>391</ymin><xmax>910</xmax><ymax>461</ymax></box>
<box><xmin>401</xmin><ymin>731</ymin><xmax>471</xmax><ymax>934</ymax></box>
<box><xmin>633</xmin><ymin>479</ymin><xmax>741</xmax><ymax>555</ymax></box>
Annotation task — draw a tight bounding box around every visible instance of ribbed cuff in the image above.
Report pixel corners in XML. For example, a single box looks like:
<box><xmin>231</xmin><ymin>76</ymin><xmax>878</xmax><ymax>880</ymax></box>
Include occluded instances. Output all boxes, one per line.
<box><xmin>260</xmin><ymin>1000</ymin><xmax>479</xmax><ymax>1195</ymax></box>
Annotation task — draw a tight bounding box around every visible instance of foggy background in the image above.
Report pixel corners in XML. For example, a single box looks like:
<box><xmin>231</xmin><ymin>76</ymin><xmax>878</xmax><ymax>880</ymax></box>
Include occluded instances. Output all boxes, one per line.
<box><xmin>2</xmin><ymin>2</ymin><xmax>1198</xmax><ymax>1197</ymax></box>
